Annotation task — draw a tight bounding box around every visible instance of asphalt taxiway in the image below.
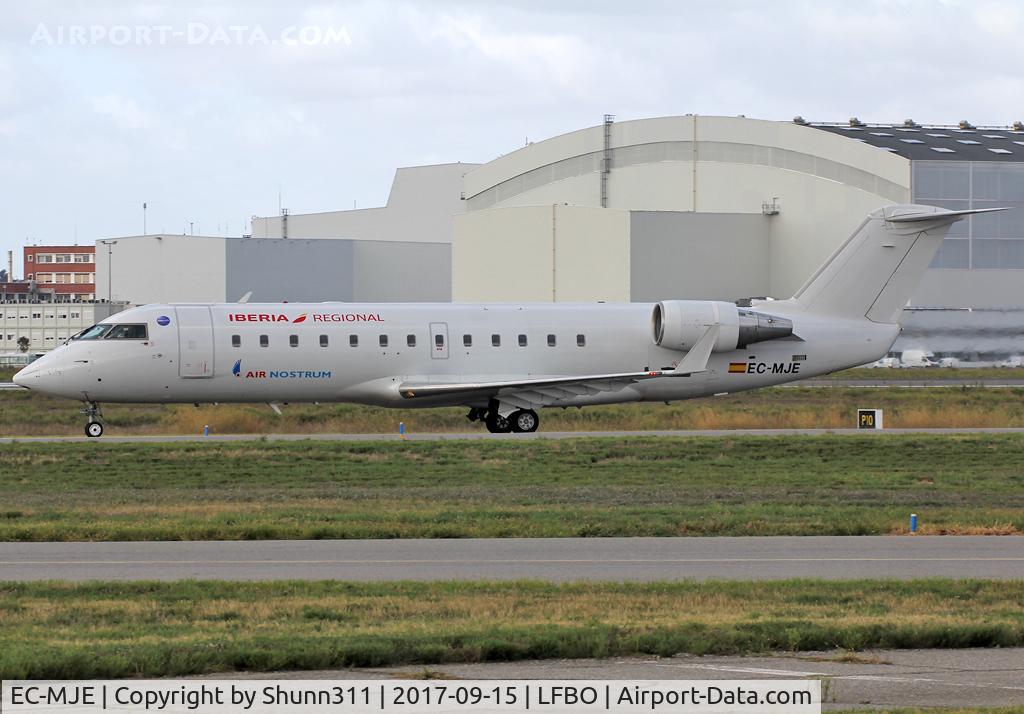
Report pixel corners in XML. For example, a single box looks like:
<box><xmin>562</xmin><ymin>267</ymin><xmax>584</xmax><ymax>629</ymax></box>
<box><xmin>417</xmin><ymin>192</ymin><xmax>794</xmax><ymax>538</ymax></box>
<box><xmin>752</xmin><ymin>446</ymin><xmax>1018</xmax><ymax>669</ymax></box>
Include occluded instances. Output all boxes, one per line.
<box><xmin>3</xmin><ymin>536</ymin><xmax>1022</xmax><ymax>582</ymax></box>
<box><xmin>223</xmin><ymin>650</ymin><xmax>1024</xmax><ymax>709</ymax></box>
<box><xmin>3</xmin><ymin>426</ymin><xmax>1024</xmax><ymax>443</ymax></box>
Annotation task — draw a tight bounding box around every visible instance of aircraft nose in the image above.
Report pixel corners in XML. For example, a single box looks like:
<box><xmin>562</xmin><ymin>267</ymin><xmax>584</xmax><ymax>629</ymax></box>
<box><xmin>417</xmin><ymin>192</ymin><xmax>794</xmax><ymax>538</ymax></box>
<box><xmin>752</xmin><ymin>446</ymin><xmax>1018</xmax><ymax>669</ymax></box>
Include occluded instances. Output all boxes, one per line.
<box><xmin>12</xmin><ymin>364</ymin><xmax>32</xmax><ymax>387</ymax></box>
<box><xmin>12</xmin><ymin>363</ymin><xmax>63</xmax><ymax>392</ymax></box>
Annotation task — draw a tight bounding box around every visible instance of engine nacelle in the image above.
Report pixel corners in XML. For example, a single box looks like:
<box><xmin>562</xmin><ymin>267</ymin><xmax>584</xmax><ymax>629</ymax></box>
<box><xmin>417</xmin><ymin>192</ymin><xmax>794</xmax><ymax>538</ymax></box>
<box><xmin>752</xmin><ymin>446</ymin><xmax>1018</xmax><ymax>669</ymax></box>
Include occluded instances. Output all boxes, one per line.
<box><xmin>651</xmin><ymin>300</ymin><xmax>793</xmax><ymax>352</ymax></box>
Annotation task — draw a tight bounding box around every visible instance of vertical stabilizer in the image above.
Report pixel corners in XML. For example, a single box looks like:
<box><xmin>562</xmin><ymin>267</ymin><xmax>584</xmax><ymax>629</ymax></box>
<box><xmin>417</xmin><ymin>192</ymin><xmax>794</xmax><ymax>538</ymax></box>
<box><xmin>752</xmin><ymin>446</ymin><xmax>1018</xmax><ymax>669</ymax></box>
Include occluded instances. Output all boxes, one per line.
<box><xmin>792</xmin><ymin>205</ymin><xmax>1005</xmax><ymax>324</ymax></box>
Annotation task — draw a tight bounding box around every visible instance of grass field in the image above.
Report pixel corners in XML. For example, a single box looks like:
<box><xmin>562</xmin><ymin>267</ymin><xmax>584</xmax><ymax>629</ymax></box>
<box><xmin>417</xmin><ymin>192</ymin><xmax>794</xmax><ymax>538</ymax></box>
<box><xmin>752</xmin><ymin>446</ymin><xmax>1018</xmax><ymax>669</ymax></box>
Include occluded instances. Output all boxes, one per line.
<box><xmin>4</xmin><ymin>380</ymin><xmax>1024</xmax><ymax>435</ymax></box>
<box><xmin>2</xmin><ymin>579</ymin><xmax>1022</xmax><ymax>678</ymax></box>
<box><xmin>2</xmin><ymin>435</ymin><xmax>1023</xmax><ymax>540</ymax></box>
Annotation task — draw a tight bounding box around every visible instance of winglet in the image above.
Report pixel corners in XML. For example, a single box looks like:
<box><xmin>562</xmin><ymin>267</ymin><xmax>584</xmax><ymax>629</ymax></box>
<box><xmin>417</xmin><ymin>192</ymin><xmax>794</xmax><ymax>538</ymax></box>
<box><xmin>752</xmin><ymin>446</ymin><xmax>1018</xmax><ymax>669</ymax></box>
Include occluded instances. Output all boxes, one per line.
<box><xmin>237</xmin><ymin>291</ymin><xmax>252</xmax><ymax>304</ymax></box>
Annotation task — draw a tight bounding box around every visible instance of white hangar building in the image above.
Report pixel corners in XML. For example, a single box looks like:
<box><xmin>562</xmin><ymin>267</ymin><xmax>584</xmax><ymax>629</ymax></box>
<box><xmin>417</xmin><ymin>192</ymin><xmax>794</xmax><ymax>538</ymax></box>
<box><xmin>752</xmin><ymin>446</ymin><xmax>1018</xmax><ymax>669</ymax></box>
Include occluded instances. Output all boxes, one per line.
<box><xmin>245</xmin><ymin>115</ymin><xmax>1024</xmax><ymax>357</ymax></box>
<box><xmin>253</xmin><ymin>115</ymin><xmax>1024</xmax><ymax>312</ymax></box>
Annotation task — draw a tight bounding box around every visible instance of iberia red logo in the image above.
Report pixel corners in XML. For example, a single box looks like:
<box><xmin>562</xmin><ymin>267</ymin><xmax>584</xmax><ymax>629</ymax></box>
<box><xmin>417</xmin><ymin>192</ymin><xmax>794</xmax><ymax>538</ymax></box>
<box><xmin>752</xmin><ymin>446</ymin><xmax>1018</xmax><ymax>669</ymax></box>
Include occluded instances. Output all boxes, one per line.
<box><xmin>228</xmin><ymin>312</ymin><xmax>383</xmax><ymax>323</ymax></box>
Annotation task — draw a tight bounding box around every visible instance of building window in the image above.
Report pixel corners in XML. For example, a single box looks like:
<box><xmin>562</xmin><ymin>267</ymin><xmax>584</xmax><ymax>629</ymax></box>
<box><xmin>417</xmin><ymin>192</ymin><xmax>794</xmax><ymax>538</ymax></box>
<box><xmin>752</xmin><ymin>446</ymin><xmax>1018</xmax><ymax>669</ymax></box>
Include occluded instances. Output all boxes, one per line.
<box><xmin>547</xmin><ymin>334</ymin><xmax>556</xmax><ymax>347</ymax></box>
<box><xmin>259</xmin><ymin>335</ymin><xmax>269</xmax><ymax>347</ymax></box>
<box><xmin>463</xmin><ymin>334</ymin><xmax>472</xmax><ymax>347</ymax></box>
<box><xmin>56</xmin><ymin>254</ymin><xmax>71</xmax><ymax>263</ymax></box>
<box><xmin>492</xmin><ymin>334</ymin><xmax>501</xmax><ymax>347</ymax></box>
<box><xmin>518</xmin><ymin>334</ymin><xmax>528</xmax><ymax>347</ymax></box>
<box><xmin>379</xmin><ymin>335</ymin><xmax>388</xmax><ymax>348</ymax></box>
<box><xmin>319</xmin><ymin>334</ymin><xmax>329</xmax><ymax>347</ymax></box>
<box><xmin>37</xmin><ymin>255</ymin><xmax>52</xmax><ymax>263</ymax></box>
<box><xmin>70</xmin><ymin>312</ymin><xmax>79</xmax><ymax>318</ymax></box>
<box><xmin>232</xmin><ymin>335</ymin><xmax>241</xmax><ymax>347</ymax></box>
<box><xmin>349</xmin><ymin>334</ymin><xmax>359</xmax><ymax>347</ymax></box>
<box><xmin>31</xmin><ymin>313</ymin><xmax>41</xmax><ymax>319</ymax></box>
<box><xmin>289</xmin><ymin>334</ymin><xmax>299</xmax><ymax>347</ymax></box>
<box><xmin>577</xmin><ymin>334</ymin><xmax>586</xmax><ymax>347</ymax></box>
<box><xmin>73</xmin><ymin>255</ymin><xmax>89</xmax><ymax>263</ymax></box>
<box><xmin>407</xmin><ymin>334</ymin><xmax>416</xmax><ymax>347</ymax></box>
<box><xmin>26</xmin><ymin>255</ymin><xmax>33</xmax><ymax>262</ymax></box>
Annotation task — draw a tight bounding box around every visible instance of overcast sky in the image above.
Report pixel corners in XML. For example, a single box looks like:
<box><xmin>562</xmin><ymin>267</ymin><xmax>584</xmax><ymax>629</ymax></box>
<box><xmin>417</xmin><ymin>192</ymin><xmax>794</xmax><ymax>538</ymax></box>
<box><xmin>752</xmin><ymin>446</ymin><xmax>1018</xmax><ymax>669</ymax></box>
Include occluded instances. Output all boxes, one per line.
<box><xmin>2</xmin><ymin>0</ymin><xmax>1023</xmax><ymax>275</ymax></box>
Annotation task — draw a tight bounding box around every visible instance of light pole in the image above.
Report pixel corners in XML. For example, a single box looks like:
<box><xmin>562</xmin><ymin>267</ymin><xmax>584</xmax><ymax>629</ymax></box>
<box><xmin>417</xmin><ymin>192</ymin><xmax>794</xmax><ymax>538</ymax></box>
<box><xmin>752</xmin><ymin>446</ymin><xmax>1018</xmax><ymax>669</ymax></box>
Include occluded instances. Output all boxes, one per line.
<box><xmin>100</xmin><ymin>240</ymin><xmax>117</xmax><ymax>302</ymax></box>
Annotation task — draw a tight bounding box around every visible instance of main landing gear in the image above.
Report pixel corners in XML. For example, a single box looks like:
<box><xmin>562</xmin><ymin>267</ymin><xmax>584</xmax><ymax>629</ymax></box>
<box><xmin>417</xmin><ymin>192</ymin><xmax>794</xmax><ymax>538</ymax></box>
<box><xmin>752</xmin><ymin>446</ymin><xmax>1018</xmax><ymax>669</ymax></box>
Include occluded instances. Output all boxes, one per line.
<box><xmin>467</xmin><ymin>402</ymin><xmax>540</xmax><ymax>434</ymax></box>
<box><xmin>82</xmin><ymin>402</ymin><xmax>104</xmax><ymax>438</ymax></box>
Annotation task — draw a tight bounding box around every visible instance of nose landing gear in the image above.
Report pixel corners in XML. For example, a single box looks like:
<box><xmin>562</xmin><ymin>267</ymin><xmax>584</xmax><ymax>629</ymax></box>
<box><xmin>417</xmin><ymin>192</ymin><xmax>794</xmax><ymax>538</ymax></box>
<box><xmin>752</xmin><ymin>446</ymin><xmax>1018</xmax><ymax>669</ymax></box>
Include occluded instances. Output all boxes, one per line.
<box><xmin>82</xmin><ymin>402</ymin><xmax>104</xmax><ymax>438</ymax></box>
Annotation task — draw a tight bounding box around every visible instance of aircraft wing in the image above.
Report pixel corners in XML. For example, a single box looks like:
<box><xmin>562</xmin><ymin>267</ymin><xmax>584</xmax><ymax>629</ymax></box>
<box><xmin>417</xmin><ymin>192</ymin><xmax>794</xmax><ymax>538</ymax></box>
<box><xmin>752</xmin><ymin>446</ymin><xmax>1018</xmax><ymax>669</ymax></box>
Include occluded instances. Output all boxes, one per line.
<box><xmin>399</xmin><ymin>368</ymin><xmax>682</xmax><ymax>411</ymax></box>
<box><xmin>398</xmin><ymin>325</ymin><xmax>720</xmax><ymax>411</ymax></box>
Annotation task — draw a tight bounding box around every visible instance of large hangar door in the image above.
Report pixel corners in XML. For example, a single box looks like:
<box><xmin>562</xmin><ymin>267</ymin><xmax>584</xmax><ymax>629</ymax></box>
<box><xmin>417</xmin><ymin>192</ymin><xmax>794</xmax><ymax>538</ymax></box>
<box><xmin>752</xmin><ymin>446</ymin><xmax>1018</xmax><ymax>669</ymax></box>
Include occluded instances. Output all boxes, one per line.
<box><xmin>176</xmin><ymin>306</ymin><xmax>215</xmax><ymax>378</ymax></box>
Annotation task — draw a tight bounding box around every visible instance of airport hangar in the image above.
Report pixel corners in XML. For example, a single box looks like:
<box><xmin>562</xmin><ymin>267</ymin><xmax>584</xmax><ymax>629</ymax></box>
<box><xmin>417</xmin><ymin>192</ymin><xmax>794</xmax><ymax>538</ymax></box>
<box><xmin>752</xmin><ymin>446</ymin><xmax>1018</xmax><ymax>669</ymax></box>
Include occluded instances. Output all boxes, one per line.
<box><xmin>247</xmin><ymin>115</ymin><xmax>1024</xmax><ymax>361</ymax></box>
<box><xmin>94</xmin><ymin>115</ymin><xmax>1022</xmax><ymax>358</ymax></box>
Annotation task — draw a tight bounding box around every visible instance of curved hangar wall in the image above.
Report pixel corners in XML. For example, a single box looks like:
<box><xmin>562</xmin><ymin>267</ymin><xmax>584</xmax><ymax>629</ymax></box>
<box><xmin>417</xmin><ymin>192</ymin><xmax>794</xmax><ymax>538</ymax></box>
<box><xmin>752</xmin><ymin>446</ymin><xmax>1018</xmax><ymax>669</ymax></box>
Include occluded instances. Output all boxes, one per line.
<box><xmin>453</xmin><ymin>115</ymin><xmax>910</xmax><ymax>303</ymax></box>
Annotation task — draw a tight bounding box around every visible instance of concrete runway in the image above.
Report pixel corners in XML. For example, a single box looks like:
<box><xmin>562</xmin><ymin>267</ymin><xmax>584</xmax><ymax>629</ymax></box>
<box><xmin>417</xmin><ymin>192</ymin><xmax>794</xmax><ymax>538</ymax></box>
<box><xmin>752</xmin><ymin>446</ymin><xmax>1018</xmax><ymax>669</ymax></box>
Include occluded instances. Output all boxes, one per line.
<box><xmin>218</xmin><ymin>650</ymin><xmax>1024</xmax><ymax>709</ymax></box>
<box><xmin>4</xmin><ymin>426</ymin><xmax>1024</xmax><ymax>443</ymax></box>
<box><xmin>3</xmin><ymin>536</ymin><xmax>1023</xmax><ymax>582</ymax></box>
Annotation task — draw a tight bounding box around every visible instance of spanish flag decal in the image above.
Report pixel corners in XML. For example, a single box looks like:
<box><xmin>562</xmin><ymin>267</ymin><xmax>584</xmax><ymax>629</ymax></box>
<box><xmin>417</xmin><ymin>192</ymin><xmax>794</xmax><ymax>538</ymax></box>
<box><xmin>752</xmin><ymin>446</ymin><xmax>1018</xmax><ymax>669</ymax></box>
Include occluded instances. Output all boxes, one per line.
<box><xmin>728</xmin><ymin>362</ymin><xmax>747</xmax><ymax>373</ymax></box>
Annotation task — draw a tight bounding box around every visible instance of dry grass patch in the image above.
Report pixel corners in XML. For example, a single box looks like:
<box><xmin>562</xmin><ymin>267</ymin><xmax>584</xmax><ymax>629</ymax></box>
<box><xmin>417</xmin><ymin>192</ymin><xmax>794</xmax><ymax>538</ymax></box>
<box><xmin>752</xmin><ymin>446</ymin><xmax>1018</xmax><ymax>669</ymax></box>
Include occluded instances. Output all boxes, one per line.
<box><xmin>3</xmin><ymin>580</ymin><xmax>1024</xmax><ymax>679</ymax></box>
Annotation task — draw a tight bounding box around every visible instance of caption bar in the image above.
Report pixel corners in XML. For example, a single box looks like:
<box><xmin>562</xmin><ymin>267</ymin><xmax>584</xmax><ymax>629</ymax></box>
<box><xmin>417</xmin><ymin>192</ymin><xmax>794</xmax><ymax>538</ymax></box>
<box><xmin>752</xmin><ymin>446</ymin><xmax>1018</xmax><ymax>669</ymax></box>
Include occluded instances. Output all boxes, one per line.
<box><xmin>3</xmin><ymin>680</ymin><xmax>819</xmax><ymax>713</ymax></box>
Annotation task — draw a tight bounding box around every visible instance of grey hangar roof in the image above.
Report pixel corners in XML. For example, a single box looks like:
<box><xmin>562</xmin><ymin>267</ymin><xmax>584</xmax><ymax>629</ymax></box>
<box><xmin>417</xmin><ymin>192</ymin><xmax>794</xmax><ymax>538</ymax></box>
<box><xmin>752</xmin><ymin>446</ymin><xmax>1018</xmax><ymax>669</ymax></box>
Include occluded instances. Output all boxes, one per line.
<box><xmin>806</xmin><ymin>122</ymin><xmax>1024</xmax><ymax>162</ymax></box>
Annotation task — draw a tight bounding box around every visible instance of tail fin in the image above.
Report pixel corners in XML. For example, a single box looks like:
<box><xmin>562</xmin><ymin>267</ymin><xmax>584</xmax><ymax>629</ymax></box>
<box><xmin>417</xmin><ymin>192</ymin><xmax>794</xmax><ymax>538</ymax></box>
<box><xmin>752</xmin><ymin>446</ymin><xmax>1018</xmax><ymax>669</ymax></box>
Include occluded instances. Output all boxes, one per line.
<box><xmin>792</xmin><ymin>205</ymin><xmax>1006</xmax><ymax>323</ymax></box>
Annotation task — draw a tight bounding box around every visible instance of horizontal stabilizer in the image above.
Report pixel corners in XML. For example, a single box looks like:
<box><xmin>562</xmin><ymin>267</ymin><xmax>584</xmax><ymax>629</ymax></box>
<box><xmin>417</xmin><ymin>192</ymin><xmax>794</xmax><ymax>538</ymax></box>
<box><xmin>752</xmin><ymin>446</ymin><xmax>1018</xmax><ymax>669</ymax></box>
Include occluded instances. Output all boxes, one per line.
<box><xmin>884</xmin><ymin>207</ymin><xmax>1008</xmax><ymax>223</ymax></box>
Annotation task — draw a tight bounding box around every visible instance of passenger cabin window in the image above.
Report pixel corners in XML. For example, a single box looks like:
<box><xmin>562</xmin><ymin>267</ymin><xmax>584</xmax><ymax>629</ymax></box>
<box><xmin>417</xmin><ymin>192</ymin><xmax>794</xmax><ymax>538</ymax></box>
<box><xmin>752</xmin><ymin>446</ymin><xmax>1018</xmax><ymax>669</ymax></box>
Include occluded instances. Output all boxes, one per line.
<box><xmin>463</xmin><ymin>334</ymin><xmax>472</xmax><ymax>347</ymax></box>
<box><xmin>231</xmin><ymin>335</ymin><xmax>241</xmax><ymax>347</ymax></box>
<box><xmin>407</xmin><ymin>334</ymin><xmax>416</xmax><ymax>347</ymax></box>
<box><xmin>105</xmin><ymin>324</ymin><xmax>148</xmax><ymax>339</ymax></box>
<box><xmin>259</xmin><ymin>335</ymin><xmax>269</xmax><ymax>347</ymax></box>
<box><xmin>289</xmin><ymin>335</ymin><xmax>299</xmax><ymax>348</ymax></box>
<box><xmin>491</xmin><ymin>334</ymin><xmax>501</xmax><ymax>347</ymax></box>
<box><xmin>518</xmin><ymin>334</ymin><xmax>528</xmax><ymax>347</ymax></box>
<box><xmin>547</xmin><ymin>334</ymin><xmax>556</xmax><ymax>347</ymax></box>
<box><xmin>74</xmin><ymin>324</ymin><xmax>112</xmax><ymax>340</ymax></box>
<box><xmin>577</xmin><ymin>334</ymin><xmax>586</xmax><ymax>347</ymax></box>
<box><xmin>319</xmin><ymin>335</ymin><xmax>329</xmax><ymax>347</ymax></box>
<box><xmin>379</xmin><ymin>335</ymin><xmax>388</xmax><ymax>348</ymax></box>
<box><xmin>349</xmin><ymin>334</ymin><xmax>359</xmax><ymax>347</ymax></box>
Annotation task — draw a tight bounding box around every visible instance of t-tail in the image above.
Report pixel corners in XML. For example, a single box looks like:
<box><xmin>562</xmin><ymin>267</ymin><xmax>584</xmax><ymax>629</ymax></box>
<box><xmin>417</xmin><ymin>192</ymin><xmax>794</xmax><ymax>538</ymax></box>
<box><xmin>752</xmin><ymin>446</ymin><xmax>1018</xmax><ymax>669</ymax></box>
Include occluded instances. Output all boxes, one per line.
<box><xmin>792</xmin><ymin>204</ymin><xmax>1007</xmax><ymax>324</ymax></box>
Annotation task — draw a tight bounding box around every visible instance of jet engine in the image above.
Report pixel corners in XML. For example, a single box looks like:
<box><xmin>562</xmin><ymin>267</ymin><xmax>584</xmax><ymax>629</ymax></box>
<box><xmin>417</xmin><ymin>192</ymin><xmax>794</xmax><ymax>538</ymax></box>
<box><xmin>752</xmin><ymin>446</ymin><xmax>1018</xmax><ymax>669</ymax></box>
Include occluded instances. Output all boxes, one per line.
<box><xmin>651</xmin><ymin>300</ymin><xmax>793</xmax><ymax>352</ymax></box>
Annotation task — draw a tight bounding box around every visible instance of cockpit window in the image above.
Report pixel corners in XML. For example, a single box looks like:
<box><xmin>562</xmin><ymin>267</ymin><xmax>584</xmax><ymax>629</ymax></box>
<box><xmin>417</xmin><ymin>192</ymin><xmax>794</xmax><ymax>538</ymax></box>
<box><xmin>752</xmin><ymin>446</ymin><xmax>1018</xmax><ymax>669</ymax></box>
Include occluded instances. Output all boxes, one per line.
<box><xmin>104</xmin><ymin>324</ymin><xmax>149</xmax><ymax>340</ymax></box>
<box><xmin>73</xmin><ymin>324</ymin><xmax>113</xmax><ymax>340</ymax></box>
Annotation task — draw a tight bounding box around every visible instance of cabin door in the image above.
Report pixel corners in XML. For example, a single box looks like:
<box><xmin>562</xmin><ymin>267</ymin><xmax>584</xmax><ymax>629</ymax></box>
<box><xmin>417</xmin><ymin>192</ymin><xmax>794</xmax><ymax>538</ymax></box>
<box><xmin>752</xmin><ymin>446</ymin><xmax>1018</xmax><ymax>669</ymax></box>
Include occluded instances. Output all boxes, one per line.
<box><xmin>176</xmin><ymin>306</ymin><xmax>215</xmax><ymax>378</ymax></box>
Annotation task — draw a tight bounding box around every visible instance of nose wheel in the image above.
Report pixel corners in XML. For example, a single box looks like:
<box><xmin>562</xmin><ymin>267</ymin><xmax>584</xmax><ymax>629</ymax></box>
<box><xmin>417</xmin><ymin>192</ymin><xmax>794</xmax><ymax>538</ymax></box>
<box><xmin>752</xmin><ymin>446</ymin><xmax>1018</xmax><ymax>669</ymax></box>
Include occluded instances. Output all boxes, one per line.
<box><xmin>81</xmin><ymin>402</ymin><xmax>104</xmax><ymax>438</ymax></box>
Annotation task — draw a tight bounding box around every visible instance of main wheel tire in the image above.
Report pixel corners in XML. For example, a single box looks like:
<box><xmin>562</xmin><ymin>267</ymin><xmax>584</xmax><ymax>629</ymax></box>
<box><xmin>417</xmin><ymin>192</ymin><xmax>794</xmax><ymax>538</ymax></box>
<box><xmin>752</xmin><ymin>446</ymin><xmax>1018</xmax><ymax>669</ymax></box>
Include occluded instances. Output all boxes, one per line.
<box><xmin>85</xmin><ymin>421</ymin><xmax>104</xmax><ymax>438</ymax></box>
<box><xmin>485</xmin><ymin>412</ymin><xmax>512</xmax><ymax>433</ymax></box>
<box><xmin>510</xmin><ymin>409</ymin><xmax>540</xmax><ymax>433</ymax></box>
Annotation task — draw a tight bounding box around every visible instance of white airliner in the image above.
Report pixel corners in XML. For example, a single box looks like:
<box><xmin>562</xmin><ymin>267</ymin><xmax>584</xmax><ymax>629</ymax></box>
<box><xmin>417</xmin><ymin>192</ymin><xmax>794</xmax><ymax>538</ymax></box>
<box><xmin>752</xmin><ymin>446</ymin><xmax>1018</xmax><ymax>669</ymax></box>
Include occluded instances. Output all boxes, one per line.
<box><xmin>14</xmin><ymin>205</ymin><xmax>1002</xmax><ymax>437</ymax></box>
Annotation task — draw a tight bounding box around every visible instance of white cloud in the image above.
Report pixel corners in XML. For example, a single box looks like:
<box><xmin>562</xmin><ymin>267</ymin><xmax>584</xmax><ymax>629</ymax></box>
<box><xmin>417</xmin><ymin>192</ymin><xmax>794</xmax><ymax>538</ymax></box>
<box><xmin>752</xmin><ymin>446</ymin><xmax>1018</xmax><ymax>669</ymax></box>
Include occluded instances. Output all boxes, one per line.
<box><xmin>89</xmin><ymin>93</ymin><xmax>153</xmax><ymax>130</ymax></box>
<box><xmin>2</xmin><ymin>0</ymin><xmax>1024</xmax><ymax>267</ymax></box>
